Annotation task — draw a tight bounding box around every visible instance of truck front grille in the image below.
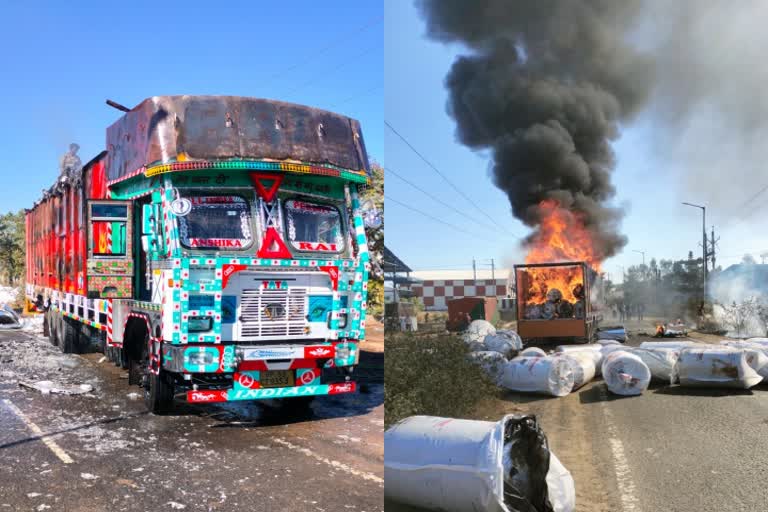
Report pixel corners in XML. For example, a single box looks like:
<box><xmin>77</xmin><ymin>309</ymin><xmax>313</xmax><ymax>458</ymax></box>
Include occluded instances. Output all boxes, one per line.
<box><xmin>239</xmin><ymin>288</ymin><xmax>307</xmax><ymax>340</ymax></box>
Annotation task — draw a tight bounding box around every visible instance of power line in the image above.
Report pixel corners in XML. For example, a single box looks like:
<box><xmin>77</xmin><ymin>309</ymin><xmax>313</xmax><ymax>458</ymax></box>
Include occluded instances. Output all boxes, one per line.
<box><xmin>264</xmin><ymin>15</ymin><xmax>383</xmax><ymax>84</ymax></box>
<box><xmin>327</xmin><ymin>84</ymin><xmax>382</xmax><ymax>109</ymax></box>
<box><xmin>385</xmin><ymin>195</ymin><xmax>496</xmax><ymax>242</ymax></box>
<box><xmin>283</xmin><ymin>44</ymin><xmax>380</xmax><ymax>97</ymax></box>
<box><xmin>386</xmin><ymin>166</ymin><xmax>499</xmax><ymax>232</ymax></box>
<box><xmin>385</xmin><ymin>120</ymin><xmax>520</xmax><ymax>238</ymax></box>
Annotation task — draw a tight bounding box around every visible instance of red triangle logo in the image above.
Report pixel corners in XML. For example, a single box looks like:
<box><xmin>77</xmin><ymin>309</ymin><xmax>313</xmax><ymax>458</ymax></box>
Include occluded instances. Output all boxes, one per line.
<box><xmin>249</xmin><ymin>172</ymin><xmax>284</xmax><ymax>202</ymax></box>
<box><xmin>257</xmin><ymin>227</ymin><xmax>292</xmax><ymax>259</ymax></box>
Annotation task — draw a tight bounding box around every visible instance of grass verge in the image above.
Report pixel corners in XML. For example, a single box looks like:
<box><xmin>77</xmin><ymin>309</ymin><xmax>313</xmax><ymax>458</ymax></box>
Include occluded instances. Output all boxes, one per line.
<box><xmin>385</xmin><ymin>333</ymin><xmax>500</xmax><ymax>428</ymax></box>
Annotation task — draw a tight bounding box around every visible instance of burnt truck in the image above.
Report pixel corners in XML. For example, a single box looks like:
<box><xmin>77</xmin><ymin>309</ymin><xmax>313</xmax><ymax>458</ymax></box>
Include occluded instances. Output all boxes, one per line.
<box><xmin>26</xmin><ymin>96</ymin><xmax>373</xmax><ymax>413</ymax></box>
<box><xmin>514</xmin><ymin>262</ymin><xmax>604</xmax><ymax>343</ymax></box>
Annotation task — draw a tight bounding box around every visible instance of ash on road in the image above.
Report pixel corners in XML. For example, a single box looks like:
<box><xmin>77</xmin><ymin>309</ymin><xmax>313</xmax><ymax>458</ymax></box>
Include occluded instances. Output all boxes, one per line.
<box><xmin>0</xmin><ymin>325</ymin><xmax>383</xmax><ymax>512</ymax></box>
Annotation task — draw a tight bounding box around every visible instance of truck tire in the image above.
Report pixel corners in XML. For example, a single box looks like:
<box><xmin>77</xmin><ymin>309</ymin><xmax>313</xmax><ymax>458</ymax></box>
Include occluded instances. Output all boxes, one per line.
<box><xmin>61</xmin><ymin>317</ymin><xmax>79</xmax><ymax>354</ymax></box>
<box><xmin>144</xmin><ymin>370</ymin><xmax>174</xmax><ymax>415</ymax></box>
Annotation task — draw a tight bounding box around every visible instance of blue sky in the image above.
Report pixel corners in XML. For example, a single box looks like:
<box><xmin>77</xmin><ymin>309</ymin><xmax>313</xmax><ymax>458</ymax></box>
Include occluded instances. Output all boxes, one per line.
<box><xmin>385</xmin><ymin>1</ymin><xmax>768</xmax><ymax>280</ymax></box>
<box><xmin>0</xmin><ymin>1</ymin><xmax>382</xmax><ymax>213</ymax></box>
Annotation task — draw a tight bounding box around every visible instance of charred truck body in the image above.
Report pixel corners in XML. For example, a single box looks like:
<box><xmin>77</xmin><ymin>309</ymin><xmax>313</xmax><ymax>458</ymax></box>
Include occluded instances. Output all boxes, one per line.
<box><xmin>515</xmin><ymin>262</ymin><xmax>602</xmax><ymax>343</ymax></box>
<box><xmin>26</xmin><ymin>96</ymin><xmax>371</xmax><ymax>413</ymax></box>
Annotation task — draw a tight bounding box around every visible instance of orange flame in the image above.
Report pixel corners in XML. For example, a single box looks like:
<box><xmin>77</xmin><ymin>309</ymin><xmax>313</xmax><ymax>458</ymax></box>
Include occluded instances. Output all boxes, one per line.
<box><xmin>524</xmin><ymin>199</ymin><xmax>602</xmax><ymax>270</ymax></box>
<box><xmin>519</xmin><ymin>199</ymin><xmax>603</xmax><ymax>310</ymax></box>
<box><xmin>518</xmin><ymin>265</ymin><xmax>584</xmax><ymax>305</ymax></box>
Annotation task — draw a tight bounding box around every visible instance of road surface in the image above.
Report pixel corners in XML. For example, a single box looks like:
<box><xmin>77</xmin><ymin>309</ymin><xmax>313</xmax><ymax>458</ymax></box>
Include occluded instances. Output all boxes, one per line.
<box><xmin>0</xmin><ymin>320</ymin><xmax>383</xmax><ymax>512</ymax></box>
<box><xmin>387</xmin><ymin>332</ymin><xmax>768</xmax><ymax>512</ymax></box>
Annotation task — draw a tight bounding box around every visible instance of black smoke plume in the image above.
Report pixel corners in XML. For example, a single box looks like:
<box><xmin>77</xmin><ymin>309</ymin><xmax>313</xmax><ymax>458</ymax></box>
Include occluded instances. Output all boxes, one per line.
<box><xmin>417</xmin><ymin>0</ymin><xmax>652</xmax><ymax>260</ymax></box>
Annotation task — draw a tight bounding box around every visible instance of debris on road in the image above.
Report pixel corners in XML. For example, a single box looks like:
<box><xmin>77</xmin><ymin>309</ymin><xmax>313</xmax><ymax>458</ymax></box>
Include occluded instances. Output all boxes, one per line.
<box><xmin>502</xmin><ymin>356</ymin><xmax>575</xmax><ymax>397</ymax></box>
<box><xmin>601</xmin><ymin>351</ymin><xmax>651</xmax><ymax>396</ymax></box>
<box><xmin>384</xmin><ymin>414</ymin><xmax>575</xmax><ymax>512</ymax></box>
<box><xmin>596</xmin><ymin>326</ymin><xmax>627</xmax><ymax>342</ymax></box>
<box><xmin>678</xmin><ymin>347</ymin><xmax>762</xmax><ymax>389</ymax></box>
<box><xmin>0</xmin><ymin>305</ymin><xmax>22</xmax><ymax>329</ymax></box>
<box><xmin>19</xmin><ymin>380</ymin><xmax>93</xmax><ymax>396</ymax></box>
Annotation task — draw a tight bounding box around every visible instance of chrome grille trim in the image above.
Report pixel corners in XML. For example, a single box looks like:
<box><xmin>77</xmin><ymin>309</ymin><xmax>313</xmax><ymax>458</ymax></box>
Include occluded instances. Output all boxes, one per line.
<box><xmin>239</xmin><ymin>288</ymin><xmax>308</xmax><ymax>340</ymax></box>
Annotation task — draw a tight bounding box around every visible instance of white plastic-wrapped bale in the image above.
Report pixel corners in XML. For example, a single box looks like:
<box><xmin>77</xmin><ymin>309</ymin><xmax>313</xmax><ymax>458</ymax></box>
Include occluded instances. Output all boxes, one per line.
<box><xmin>632</xmin><ymin>348</ymin><xmax>680</xmax><ymax>384</ymax></box>
<box><xmin>638</xmin><ymin>341</ymin><xmax>696</xmax><ymax>350</ymax></box>
<box><xmin>463</xmin><ymin>320</ymin><xmax>496</xmax><ymax>345</ymax></box>
<box><xmin>468</xmin><ymin>351</ymin><xmax>507</xmax><ymax>384</ymax></box>
<box><xmin>597</xmin><ymin>339</ymin><xmax>622</xmax><ymax>346</ymax></box>
<box><xmin>500</xmin><ymin>356</ymin><xmax>574</xmax><ymax>397</ymax></box>
<box><xmin>467</xmin><ymin>340</ymin><xmax>487</xmax><ymax>353</ymax></box>
<box><xmin>677</xmin><ymin>347</ymin><xmax>763</xmax><ymax>389</ymax></box>
<box><xmin>556</xmin><ymin>344</ymin><xmax>603</xmax><ymax>376</ymax></box>
<box><xmin>601</xmin><ymin>351</ymin><xmax>651</xmax><ymax>396</ymax></box>
<box><xmin>553</xmin><ymin>352</ymin><xmax>596</xmax><ymax>391</ymax></box>
<box><xmin>384</xmin><ymin>415</ymin><xmax>576</xmax><ymax>512</ymax></box>
<box><xmin>719</xmin><ymin>341</ymin><xmax>768</xmax><ymax>380</ymax></box>
<box><xmin>520</xmin><ymin>347</ymin><xmax>547</xmax><ymax>358</ymax></box>
<box><xmin>496</xmin><ymin>329</ymin><xmax>523</xmax><ymax>350</ymax></box>
<box><xmin>484</xmin><ymin>332</ymin><xmax>522</xmax><ymax>358</ymax></box>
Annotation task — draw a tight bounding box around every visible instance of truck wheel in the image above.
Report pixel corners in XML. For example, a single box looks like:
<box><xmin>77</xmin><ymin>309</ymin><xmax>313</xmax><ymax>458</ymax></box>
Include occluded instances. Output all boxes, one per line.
<box><xmin>61</xmin><ymin>317</ymin><xmax>79</xmax><ymax>354</ymax></box>
<box><xmin>144</xmin><ymin>370</ymin><xmax>174</xmax><ymax>415</ymax></box>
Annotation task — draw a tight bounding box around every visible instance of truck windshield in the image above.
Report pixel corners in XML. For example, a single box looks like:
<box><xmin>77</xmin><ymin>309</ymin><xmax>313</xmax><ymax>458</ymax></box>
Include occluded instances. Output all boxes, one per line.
<box><xmin>178</xmin><ymin>195</ymin><xmax>252</xmax><ymax>250</ymax></box>
<box><xmin>285</xmin><ymin>199</ymin><xmax>344</xmax><ymax>253</ymax></box>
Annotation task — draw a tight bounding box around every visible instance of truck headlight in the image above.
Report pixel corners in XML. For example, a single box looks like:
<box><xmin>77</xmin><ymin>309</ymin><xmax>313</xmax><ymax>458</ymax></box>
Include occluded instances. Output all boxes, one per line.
<box><xmin>187</xmin><ymin>349</ymin><xmax>215</xmax><ymax>366</ymax></box>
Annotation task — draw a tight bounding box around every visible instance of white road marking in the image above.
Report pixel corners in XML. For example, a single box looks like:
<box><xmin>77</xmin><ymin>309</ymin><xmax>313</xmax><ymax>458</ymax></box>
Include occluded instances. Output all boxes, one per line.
<box><xmin>273</xmin><ymin>438</ymin><xmax>383</xmax><ymax>484</ymax></box>
<box><xmin>2</xmin><ymin>399</ymin><xmax>73</xmax><ymax>464</ymax></box>
<box><xmin>599</xmin><ymin>391</ymin><xmax>640</xmax><ymax>512</ymax></box>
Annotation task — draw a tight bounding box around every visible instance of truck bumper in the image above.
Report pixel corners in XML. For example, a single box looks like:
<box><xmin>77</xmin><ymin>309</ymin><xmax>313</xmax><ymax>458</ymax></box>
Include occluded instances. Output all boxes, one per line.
<box><xmin>185</xmin><ymin>381</ymin><xmax>356</xmax><ymax>403</ymax></box>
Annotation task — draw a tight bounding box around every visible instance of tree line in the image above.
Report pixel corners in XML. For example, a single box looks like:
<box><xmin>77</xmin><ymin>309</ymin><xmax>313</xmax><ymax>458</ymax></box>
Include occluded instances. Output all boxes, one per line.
<box><xmin>0</xmin><ymin>210</ymin><xmax>25</xmax><ymax>286</ymax></box>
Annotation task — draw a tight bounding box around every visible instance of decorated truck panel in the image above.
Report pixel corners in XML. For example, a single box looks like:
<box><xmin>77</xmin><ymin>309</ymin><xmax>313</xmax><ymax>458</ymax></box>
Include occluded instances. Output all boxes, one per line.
<box><xmin>26</xmin><ymin>96</ymin><xmax>371</xmax><ymax>413</ymax></box>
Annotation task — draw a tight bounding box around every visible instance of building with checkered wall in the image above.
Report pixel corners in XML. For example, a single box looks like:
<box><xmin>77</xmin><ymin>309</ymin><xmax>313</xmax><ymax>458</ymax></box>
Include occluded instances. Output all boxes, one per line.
<box><xmin>411</xmin><ymin>274</ymin><xmax>510</xmax><ymax>310</ymax></box>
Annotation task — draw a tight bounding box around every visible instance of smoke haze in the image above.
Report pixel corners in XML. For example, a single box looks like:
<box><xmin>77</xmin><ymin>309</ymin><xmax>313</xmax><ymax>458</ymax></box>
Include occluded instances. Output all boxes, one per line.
<box><xmin>417</xmin><ymin>0</ymin><xmax>653</xmax><ymax>260</ymax></box>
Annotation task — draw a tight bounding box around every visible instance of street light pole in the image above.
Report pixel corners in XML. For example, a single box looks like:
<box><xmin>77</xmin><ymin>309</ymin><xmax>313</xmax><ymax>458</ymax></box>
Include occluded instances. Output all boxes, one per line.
<box><xmin>682</xmin><ymin>202</ymin><xmax>708</xmax><ymax>297</ymax></box>
<box><xmin>633</xmin><ymin>250</ymin><xmax>646</xmax><ymax>266</ymax></box>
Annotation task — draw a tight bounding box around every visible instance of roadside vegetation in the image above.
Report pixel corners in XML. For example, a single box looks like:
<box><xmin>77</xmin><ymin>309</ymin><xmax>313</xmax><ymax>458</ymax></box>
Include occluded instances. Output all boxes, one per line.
<box><xmin>385</xmin><ymin>333</ymin><xmax>499</xmax><ymax>427</ymax></box>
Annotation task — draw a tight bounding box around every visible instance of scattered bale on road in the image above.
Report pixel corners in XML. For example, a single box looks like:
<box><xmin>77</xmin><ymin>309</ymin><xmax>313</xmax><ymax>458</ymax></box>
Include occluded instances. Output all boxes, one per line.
<box><xmin>602</xmin><ymin>351</ymin><xmax>651</xmax><ymax>396</ymax></box>
<box><xmin>500</xmin><ymin>356</ymin><xmax>575</xmax><ymax>397</ymax></box>
<box><xmin>384</xmin><ymin>414</ymin><xmax>575</xmax><ymax>512</ymax></box>
<box><xmin>677</xmin><ymin>347</ymin><xmax>763</xmax><ymax>389</ymax></box>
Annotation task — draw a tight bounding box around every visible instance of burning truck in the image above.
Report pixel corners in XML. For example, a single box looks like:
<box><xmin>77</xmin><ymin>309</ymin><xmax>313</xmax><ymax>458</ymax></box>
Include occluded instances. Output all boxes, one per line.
<box><xmin>515</xmin><ymin>262</ymin><xmax>604</xmax><ymax>343</ymax></box>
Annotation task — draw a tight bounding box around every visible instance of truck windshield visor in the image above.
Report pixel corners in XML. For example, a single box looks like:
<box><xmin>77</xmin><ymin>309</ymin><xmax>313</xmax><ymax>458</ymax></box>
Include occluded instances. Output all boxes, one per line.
<box><xmin>178</xmin><ymin>195</ymin><xmax>252</xmax><ymax>250</ymax></box>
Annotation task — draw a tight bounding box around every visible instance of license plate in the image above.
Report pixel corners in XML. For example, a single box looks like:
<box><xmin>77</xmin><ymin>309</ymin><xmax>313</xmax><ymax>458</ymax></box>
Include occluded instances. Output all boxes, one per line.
<box><xmin>260</xmin><ymin>370</ymin><xmax>294</xmax><ymax>388</ymax></box>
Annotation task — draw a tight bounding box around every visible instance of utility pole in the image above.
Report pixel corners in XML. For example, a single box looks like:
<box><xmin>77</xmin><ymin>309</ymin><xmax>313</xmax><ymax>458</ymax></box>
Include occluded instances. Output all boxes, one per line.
<box><xmin>633</xmin><ymin>249</ymin><xmax>646</xmax><ymax>266</ymax></box>
<box><xmin>490</xmin><ymin>258</ymin><xmax>495</xmax><ymax>281</ymax></box>
<box><xmin>472</xmin><ymin>258</ymin><xmax>477</xmax><ymax>281</ymax></box>
<box><xmin>708</xmin><ymin>225</ymin><xmax>719</xmax><ymax>271</ymax></box>
<box><xmin>682</xmin><ymin>202</ymin><xmax>708</xmax><ymax>297</ymax></box>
